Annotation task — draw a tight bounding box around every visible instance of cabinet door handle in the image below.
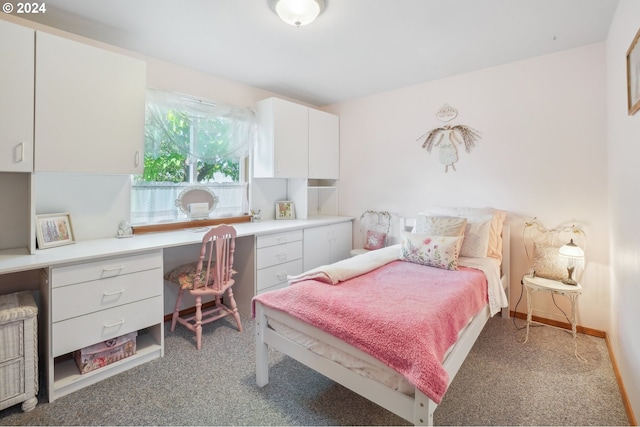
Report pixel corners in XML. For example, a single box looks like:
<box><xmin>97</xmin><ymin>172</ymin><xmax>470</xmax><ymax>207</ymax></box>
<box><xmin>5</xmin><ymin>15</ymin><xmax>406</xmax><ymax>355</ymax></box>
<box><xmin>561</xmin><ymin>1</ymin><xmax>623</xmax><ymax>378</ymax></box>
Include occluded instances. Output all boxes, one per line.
<box><xmin>103</xmin><ymin>288</ymin><xmax>125</xmax><ymax>296</ymax></box>
<box><xmin>134</xmin><ymin>150</ymin><xmax>140</xmax><ymax>167</ymax></box>
<box><xmin>14</xmin><ymin>142</ymin><xmax>24</xmax><ymax>163</ymax></box>
<box><xmin>104</xmin><ymin>319</ymin><xmax>125</xmax><ymax>328</ymax></box>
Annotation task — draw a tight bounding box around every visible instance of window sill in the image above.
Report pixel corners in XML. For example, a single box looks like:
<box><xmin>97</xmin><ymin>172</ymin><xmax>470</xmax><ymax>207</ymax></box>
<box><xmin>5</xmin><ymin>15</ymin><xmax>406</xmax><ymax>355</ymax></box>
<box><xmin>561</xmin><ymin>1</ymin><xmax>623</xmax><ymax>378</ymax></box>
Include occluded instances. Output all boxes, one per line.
<box><xmin>132</xmin><ymin>215</ymin><xmax>252</xmax><ymax>235</ymax></box>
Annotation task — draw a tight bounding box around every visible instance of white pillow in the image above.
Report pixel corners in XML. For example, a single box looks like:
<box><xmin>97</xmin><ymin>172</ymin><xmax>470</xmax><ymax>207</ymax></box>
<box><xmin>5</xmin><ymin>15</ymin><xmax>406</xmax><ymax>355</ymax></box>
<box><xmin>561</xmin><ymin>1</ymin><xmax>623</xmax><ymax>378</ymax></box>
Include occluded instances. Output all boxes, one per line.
<box><xmin>459</xmin><ymin>215</ymin><xmax>493</xmax><ymax>258</ymax></box>
<box><xmin>422</xmin><ymin>206</ymin><xmax>506</xmax><ymax>260</ymax></box>
<box><xmin>400</xmin><ymin>231</ymin><xmax>463</xmax><ymax>270</ymax></box>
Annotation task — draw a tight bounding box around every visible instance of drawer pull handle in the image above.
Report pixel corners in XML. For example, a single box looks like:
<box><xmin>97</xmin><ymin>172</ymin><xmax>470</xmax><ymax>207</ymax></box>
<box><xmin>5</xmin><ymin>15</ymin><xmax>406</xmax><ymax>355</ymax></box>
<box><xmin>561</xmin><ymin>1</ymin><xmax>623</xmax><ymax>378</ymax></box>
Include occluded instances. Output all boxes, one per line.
<box><xmin>276</xmin><ymin>237</ymin><xmax>287</xmax><ymax>244</ymax></box>
<box><xmin>103</xmin><ymin>288</ymin><xmax>125</xmax><ymax>296</ymax></box>
<box><xmin>103</xmin><ymin>265</ymin><xmax>125</xmax><ymax>272</ymax></box>
<box><xmin>276</xmin><ymin>252</ymin><xmax>288</xmax><ymax>261</ymax></box>
<box><xmin>104</xmin><ymin>319</ymin><xmax>125</xmax><ymax>328</ymax></box>
<box><xmin>276</xmin><ymin>271</ymin><xmax>288</xmax><ymax>280</ymax></box>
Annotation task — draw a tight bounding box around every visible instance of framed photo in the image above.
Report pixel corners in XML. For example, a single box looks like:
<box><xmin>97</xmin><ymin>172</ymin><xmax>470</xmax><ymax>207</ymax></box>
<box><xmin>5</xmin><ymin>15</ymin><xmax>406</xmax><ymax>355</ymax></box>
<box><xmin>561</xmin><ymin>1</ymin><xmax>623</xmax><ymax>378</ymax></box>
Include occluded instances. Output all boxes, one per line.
<box><xmin>275</xmin><ymin>201</ymin><xmax>295</xmax><ymax>220</ymax></box>
<box><xmin>626</xmin><ymin>27</ymin><xmax>640</xmax><ymax>115</ymax></box>
<box><xmin>36</xmin><ymin>213</ymin><xmax>75</xmax><ymax>249</ymax></box>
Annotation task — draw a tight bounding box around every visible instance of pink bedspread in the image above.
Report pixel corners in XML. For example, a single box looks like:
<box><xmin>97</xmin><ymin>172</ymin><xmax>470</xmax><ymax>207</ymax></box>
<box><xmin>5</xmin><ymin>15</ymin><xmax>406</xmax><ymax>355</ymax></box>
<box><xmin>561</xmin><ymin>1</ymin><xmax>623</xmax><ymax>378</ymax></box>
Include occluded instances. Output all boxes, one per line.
<box><xmin>253</xmin><ymin>260</ymin><xmax>488</xmax><ymax>404</ymax></box>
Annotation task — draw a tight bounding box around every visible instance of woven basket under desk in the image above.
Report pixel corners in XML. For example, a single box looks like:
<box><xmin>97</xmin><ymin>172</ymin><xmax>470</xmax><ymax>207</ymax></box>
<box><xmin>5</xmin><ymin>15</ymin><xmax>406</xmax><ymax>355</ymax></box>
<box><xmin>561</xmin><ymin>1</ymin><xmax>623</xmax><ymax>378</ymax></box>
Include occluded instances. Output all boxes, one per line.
<box><xmin>0</xmin><ymin>291</ymin><xmax>38</xmax><ymax>412</ymax></box>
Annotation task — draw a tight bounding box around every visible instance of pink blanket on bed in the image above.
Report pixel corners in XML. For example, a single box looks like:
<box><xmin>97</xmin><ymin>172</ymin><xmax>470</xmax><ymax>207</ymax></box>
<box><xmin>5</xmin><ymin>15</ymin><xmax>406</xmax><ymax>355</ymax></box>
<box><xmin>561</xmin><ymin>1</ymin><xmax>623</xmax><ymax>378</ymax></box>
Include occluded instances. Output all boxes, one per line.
<box><xmin>253</xmin><ymin>260</ymin><xmax>488</xmax><ymax>404</ymax></box>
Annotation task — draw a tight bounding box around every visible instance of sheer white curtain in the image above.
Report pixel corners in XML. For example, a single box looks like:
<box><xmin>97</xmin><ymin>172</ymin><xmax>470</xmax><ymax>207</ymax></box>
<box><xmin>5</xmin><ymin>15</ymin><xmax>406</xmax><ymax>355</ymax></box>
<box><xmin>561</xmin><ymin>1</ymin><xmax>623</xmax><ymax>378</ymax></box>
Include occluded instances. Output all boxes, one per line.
<box><xmin>145</xmin><ymin>89</ymin><xmax>255</xmax><ymax>162</ymax></box>
<box><xmin>132</xmin><ymin>89</ymin><xmax>255</xmax><ymax>224</ymax></box>
<box><xmin>131</xmin><ymin>182</ymin><xmax>248</xmax><ymax>224</ymax></box>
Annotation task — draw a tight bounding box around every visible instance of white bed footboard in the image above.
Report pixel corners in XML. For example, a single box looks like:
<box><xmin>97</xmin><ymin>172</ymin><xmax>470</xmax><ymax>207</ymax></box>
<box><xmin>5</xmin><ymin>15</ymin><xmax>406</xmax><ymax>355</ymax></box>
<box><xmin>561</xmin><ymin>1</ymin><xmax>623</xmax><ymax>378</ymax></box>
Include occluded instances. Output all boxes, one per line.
<box><xmin>255</xmin><ymin>301</ymin><xmax>491</xmax><ymax>426</ymax></box>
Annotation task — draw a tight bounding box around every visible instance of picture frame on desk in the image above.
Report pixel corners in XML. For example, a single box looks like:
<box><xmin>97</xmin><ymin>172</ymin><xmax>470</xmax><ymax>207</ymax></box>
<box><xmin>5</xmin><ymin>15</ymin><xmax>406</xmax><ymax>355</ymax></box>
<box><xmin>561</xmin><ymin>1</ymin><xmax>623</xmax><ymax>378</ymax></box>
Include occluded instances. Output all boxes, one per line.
<box><xmin>35</xmin><ymin>212</ymin><xmax>75</xmax><ymax>249</ymax></box>
<box><xmin>275</xmin><ymin>201</ymin><xmax>295</xmax><ymax>220</ymax></box>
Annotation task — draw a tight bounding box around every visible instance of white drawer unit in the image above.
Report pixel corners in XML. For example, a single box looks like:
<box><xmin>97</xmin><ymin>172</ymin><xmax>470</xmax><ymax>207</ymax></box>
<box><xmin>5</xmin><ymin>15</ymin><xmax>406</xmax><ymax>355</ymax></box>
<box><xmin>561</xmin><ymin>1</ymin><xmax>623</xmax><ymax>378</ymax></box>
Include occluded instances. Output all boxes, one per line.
<box><xmin>257</xmin><ymin>259</ymin><xmax>303</xmax><ymax>293</ymax></box>
<box><xmin>41</xmin><ymin>250</ymin><xmax>164</xmax><ymax>402</ymax></box>
<box><xmin>256</xmin><ymin>230</ymin><xmax>303</xmax><ymax>294</ymax></box>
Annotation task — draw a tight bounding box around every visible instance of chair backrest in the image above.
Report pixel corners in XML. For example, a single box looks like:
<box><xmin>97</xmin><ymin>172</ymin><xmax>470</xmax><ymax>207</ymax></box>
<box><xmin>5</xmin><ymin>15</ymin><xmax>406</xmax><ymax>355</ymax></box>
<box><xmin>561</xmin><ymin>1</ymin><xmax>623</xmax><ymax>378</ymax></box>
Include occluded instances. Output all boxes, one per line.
<box><xmin>195</xmin><ymin>224</ymin><xmax>236</xmax><ymax>292</ymax></box>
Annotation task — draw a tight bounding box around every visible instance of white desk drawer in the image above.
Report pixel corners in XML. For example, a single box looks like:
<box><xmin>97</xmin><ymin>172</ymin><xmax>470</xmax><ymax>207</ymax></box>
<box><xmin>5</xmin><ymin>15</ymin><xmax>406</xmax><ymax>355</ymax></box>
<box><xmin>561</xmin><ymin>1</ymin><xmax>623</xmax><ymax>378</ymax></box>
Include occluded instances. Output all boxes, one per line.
<box><xmin>52</xmin><ymin>268</ymin><xmax>162</xmax><ymax>322</ymax></box>
<box><xmin>50</xmin><ymin>250</ymin><xmax>162</xmax><ymax>288</ymax></box>
<box><xmin>256</xmin><ymin>259</ymin><xmax>303</xmax><ymax>291</ymax></box>
<box><xmin>52</xmin><ymin>296</ymin><xmax>162</xmax><ymax>358</ymax></box>
<box><xmin>256</xmin><ymin>230</ymin><xmax>303</xmax><ymax>249</ymax></box>
<box><xmin>256</xmin><ymin>241</ymin><xmax>302</xmax><ymax>270</ymax></box>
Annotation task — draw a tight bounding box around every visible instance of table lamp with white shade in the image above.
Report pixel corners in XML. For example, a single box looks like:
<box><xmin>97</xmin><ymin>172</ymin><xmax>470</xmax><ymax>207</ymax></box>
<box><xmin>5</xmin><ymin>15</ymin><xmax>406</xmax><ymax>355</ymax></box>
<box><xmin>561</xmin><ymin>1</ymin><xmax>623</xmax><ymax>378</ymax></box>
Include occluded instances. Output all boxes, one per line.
<box><xmin>558</xmin><ymin>239</ymin><xmax>585</xmax><ymax>285</ymax></box>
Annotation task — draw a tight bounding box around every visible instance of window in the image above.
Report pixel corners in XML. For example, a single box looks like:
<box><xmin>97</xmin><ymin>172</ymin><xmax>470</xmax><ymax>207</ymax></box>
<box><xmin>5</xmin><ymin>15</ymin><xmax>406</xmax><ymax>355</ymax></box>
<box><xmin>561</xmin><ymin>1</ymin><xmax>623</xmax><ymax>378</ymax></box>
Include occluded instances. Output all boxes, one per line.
<box><xmin>131</xmin><ymin>89</ymin><xmax>255</xmax><ymax>224</ymax></box>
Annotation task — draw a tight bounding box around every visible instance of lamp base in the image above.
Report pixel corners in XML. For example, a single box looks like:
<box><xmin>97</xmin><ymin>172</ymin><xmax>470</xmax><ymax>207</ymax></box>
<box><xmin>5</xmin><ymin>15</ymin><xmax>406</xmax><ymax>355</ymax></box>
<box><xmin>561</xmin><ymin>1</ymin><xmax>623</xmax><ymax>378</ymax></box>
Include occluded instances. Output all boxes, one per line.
<box><xmin>563</xmin><ymin>267</ymin><xmax>578</xmax><ymax>285</ymax></box>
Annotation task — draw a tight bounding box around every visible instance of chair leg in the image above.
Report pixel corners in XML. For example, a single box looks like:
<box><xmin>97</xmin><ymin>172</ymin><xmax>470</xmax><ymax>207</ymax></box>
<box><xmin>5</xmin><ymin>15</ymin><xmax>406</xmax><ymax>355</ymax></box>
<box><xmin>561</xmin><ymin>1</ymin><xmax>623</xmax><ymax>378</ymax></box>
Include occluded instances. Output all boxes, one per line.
<box><xmin>171</xmin><ymin>288</ymin><xmax>184</xmax><ymax>332</ymax></box>
<box><xmin>226</xmin><ymin>288</ymin><xmax>243</xmax><ymax>333</ymax></box>
<box><xmin>195</xmin><ymin>296</ymin><xmax>203</xmax><ymax>350</ymax></box>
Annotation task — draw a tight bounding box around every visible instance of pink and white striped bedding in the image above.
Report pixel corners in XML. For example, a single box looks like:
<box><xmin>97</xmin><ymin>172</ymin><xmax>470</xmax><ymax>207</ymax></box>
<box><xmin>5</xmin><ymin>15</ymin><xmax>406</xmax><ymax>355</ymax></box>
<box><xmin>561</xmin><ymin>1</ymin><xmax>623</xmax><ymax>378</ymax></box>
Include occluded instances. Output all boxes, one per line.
<box><xmin>252</xmin><ymin>259</ymin><xmax>488</xmax><ymax>404</ymax></box>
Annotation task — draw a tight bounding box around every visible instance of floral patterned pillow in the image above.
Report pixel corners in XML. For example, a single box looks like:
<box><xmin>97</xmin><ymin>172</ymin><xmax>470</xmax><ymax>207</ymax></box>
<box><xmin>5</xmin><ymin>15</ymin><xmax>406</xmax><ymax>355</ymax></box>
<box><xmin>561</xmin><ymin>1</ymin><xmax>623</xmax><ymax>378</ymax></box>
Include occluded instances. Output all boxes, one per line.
<box><xmin>400</xmin><ymin>231</ymin><xmax>463</xmax><ymax>271</ymax></box>
<box><xmin>164</xmin><ymin>262</ymin><xmax>214</xmax><ymax>290</ymax></box>
<box><xmin>364</xmin><ymin>230</ymin><xmax>387</xmax><ymax>250</ymax></box>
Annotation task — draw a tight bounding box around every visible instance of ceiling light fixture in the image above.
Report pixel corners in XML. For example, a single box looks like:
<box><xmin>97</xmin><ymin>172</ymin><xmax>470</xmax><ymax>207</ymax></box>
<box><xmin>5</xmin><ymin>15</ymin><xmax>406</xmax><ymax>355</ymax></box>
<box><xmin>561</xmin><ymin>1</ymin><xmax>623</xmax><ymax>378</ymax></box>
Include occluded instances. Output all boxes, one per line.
<box><xmin>269</xmin><ymin>0</ymin><xmax>326</xmax><ymax>27</ymax></box>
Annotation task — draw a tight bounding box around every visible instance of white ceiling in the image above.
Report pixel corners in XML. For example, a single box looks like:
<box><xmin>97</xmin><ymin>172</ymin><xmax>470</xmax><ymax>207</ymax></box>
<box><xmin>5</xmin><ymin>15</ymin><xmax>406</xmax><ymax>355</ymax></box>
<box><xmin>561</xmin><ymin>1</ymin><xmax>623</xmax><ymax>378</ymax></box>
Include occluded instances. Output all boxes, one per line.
<box><xmin>20</xmin><ymin>0</ymin><xmax>619</xmax><ymax>106</ymax></box>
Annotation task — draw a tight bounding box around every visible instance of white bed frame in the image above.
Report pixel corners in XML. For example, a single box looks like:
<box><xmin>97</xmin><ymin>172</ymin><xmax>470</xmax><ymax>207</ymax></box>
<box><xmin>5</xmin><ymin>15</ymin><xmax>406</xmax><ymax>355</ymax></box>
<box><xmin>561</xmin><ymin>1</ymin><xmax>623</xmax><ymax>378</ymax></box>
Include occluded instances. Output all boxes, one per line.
<box><xmin>255</xmin><ymin>225</ymin><xmax>510</xmax><ymax>426</ymax></box>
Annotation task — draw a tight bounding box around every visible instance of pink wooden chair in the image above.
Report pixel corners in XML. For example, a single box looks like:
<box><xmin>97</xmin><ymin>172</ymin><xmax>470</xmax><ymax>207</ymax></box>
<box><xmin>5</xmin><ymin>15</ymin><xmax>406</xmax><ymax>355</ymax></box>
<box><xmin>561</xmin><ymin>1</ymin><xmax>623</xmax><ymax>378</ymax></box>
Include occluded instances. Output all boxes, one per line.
<box><xmin>165</xmin><ymin>224</ymin><xmax>243</xmax><ymax>349</ymax></box>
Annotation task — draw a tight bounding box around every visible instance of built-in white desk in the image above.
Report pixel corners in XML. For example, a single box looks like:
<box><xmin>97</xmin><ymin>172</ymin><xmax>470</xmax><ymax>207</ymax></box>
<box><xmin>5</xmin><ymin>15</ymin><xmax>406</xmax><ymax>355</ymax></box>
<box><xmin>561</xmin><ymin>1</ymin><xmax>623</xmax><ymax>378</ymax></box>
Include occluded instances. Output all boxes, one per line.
<box><xmin>0</xmin><ymin>215</ymin><xmax>353</xmax><ymax>402</ymax></box>
<box><xmin>0</xmin><ymin>216</ymin><xmax>352</xmax><ymax>275</ymax></box>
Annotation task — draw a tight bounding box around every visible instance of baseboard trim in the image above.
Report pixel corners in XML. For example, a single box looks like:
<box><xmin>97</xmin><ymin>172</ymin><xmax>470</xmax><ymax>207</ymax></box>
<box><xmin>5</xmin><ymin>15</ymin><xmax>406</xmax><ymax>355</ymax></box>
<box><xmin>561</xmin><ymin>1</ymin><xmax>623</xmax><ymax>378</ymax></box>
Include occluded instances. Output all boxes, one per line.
<box><xmin>510</xmin><ymin>310</ymin><xmax>605</xmax><ymax>337</ymax></box>
<box><xmin>605</xmin><ymin>333</ymin><xmax>637</xmax><ymax>426</ymax></box>
<box><xmin>511</xmin><ymin>310</ymin><xmax>636</xmax><ymax>425</ymax></box>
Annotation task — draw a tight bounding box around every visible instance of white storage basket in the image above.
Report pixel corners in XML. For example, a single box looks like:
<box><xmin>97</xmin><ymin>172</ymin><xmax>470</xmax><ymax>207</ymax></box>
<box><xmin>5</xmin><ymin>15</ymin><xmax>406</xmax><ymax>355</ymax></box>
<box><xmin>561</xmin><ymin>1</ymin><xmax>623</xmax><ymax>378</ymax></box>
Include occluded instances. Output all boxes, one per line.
<box><xmin>0</xmin><ymin>291</ymin><xmax>38</xmax><ymax>412</ymax></box>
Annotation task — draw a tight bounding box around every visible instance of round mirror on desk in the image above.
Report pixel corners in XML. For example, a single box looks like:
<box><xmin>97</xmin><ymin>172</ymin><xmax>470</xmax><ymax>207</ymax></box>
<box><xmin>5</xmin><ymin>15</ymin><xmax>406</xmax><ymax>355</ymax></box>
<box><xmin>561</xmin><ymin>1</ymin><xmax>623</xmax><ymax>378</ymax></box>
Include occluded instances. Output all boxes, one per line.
<box><xmin>175</xmin><ymin>187</ymin><xmax>219</xmax><ymax>220</ymax></box>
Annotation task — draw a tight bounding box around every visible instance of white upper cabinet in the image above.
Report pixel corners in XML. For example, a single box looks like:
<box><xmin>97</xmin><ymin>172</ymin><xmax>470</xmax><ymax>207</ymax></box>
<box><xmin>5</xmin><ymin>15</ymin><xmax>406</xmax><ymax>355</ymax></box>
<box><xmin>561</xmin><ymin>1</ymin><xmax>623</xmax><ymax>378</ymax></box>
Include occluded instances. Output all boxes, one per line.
<box><xmin>34</xmin><ymin>32</ymin><xmax>146</xmax><ymax>174</ymax></box>
<box><xmin>254</xmin><ymin>97</ymin><xmax>339</xmax><ymax>179</ymax></box>
<box><xmin>254</xmin><ymin>97</ymin><xmax>309</xmax><ymax>178</ymax></box>
<box><xmin>0</xmin><ymin>20</ymin><xmax>34</xmax><ymax>172</ymax></box>
<box><xmin>308</xmin><ymin>108</ymin><xmax>339</xmax><ymax>179</ymax></box>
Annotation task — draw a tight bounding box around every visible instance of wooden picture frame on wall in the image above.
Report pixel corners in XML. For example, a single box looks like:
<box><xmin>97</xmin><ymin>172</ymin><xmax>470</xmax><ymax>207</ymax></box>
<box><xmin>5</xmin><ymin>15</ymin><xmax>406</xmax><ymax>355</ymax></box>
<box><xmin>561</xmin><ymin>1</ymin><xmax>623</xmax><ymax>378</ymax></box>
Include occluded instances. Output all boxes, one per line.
<box><xmin>35</xmin><ymin>212</ymin><xmax>75</xmax><ymax>249</ymax></box>
<box><xmin>626</xmin><ymin>27</ymin><xmax>640</xmax><ymax>115</ymax></box>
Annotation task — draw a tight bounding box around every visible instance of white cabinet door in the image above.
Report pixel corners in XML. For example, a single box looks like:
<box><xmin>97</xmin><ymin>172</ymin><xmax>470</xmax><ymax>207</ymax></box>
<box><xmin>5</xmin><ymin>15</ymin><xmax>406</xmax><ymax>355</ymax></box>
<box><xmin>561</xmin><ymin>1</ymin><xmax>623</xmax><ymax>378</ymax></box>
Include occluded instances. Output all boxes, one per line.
<box><xmin>0</xmin><ymin>20</ymin><xmax>34</xmax><ymax>172</ymax></box>
<box><xmin>254</xmin><ymin>97</ymin><xmax>309</xmax><ymax>178</ymax></box>
<box><xmin>330</xmin><ymin>221</ymin><xmax>353</xmax><ymax>262</ymax></box>
<box><xmin>34</xmin><ymin>32</ymin><xmax>146</xmax><ymax>174</ymax></box>
<box><xmin>308</xmin><ymin>108</ymin><xmax>339</xmax><ymax>179</ymax></box>
<box><xmin>303</xmin><ymin>221</ymin><xmax>353</xmax><ymax>271</ymax></box>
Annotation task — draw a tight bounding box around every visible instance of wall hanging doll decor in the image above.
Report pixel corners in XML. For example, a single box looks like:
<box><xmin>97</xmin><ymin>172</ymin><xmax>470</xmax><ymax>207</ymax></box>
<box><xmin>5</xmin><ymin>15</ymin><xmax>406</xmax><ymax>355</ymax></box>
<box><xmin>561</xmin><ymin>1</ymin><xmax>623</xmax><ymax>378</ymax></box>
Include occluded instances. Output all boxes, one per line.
<box><xmin>416</xmin><ymin>104</ymin><xmax>481</xmax><ymax>172</ymax></box>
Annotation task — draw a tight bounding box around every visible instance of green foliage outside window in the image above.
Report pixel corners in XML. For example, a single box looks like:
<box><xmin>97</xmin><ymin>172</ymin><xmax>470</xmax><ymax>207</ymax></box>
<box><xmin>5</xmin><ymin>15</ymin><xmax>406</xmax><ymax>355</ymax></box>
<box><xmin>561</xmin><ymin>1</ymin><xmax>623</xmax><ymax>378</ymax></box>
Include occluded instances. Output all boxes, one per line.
<box><xmin>138</xmin><ymin>109</ymin><xmax>240</xmax><ymax>183</ymax></box>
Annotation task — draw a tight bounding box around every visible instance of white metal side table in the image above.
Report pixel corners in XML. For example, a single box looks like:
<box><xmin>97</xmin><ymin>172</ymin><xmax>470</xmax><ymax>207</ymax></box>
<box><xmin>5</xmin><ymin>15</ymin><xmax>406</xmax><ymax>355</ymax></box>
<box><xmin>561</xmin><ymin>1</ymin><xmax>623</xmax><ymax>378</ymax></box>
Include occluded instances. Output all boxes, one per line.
<box><xmin>522</xmin><ymin>274</ymin><xmax>584</xmax><ymax>360</ymax></box>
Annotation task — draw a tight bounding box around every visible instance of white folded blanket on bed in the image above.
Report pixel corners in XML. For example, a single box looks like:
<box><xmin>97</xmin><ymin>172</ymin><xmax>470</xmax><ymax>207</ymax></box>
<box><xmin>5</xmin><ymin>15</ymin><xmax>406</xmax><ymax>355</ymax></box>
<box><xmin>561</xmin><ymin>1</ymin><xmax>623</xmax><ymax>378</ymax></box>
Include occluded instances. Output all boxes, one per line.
<box><xmin>288</xmin><ymin>244</ymin><xmax>402</xmax><ymax>285</ymax></box>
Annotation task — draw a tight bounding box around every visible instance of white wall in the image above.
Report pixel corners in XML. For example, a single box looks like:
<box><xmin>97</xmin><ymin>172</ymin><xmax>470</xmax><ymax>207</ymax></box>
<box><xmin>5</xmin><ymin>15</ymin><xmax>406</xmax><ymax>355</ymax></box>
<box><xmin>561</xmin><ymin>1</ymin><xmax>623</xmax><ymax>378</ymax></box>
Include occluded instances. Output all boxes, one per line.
<box><xmin>327</xmin><ymin>44</ymin><xmax>610</xmax><ymax>331</ymax></box>
<box><xmin>606</xmin><ymin>0</ymin><xmax>640</xmax><ymax>418</ymax></box>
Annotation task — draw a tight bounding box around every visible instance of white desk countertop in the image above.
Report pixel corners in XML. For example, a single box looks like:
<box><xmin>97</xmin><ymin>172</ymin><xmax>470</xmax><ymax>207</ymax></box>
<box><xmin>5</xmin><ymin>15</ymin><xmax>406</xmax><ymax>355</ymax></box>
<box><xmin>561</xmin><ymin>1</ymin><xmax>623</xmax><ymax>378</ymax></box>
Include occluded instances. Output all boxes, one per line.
<box><xmin>0</xmin><ymin>216</ymin><xmax>353</xmax><ymax>275</ymax></box>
